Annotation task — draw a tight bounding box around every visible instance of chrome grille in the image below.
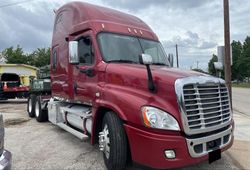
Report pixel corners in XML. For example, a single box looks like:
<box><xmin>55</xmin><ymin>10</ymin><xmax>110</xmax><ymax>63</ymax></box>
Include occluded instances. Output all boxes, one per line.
<box><xmin>183</xmin><ymin>83</ymin><xmax>230</xmax><ymax>130</ymax></box>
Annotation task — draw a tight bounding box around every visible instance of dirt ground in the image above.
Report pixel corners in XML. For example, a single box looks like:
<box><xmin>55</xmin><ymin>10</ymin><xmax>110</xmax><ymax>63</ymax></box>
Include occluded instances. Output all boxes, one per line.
<box><xmin>0</xmin><ymin>99</ymin><xmax>241</xmax><ymax>170</ymax></box>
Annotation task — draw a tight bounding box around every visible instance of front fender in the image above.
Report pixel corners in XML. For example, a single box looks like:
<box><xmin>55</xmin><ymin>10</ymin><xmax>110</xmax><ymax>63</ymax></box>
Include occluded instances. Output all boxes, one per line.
<box><xmin>90</xmin><ymin>84</ymin><xmax>182</xmax><ymax>145</ymax></box>
<box><xmin>95</xmin><ymin>84</ymin><xmax>181</xmax><ymax>128</ymax></box>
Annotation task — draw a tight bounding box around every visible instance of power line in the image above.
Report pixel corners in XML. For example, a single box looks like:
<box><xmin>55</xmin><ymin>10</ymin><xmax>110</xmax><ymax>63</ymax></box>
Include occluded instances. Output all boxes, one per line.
<box><xmin>0</xmin><ymin>0</ymin><xmax>35</xmax><ymax>8</ymax></box>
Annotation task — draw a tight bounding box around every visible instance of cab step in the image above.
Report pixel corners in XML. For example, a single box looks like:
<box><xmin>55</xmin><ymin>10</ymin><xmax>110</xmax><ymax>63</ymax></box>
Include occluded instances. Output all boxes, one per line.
<box><xmin>57</xmin><ymin>122</ymin><xmax>89</xmax><ymax>141</ymax></box>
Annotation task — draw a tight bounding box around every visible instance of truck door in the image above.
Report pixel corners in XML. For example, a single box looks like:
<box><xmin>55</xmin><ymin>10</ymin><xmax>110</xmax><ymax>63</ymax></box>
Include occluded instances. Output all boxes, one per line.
<box><xmin>72</xmin><ymin>31</ymin><xmax>97</xmax><ymax>105</ymax></box>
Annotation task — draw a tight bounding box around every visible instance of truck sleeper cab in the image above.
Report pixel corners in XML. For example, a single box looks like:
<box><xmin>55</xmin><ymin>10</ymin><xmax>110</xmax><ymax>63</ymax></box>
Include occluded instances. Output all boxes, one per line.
<box><xmin>27</xmin><ymin>2</ymin><xmax>233</xmax><ymax>170</ymax></box>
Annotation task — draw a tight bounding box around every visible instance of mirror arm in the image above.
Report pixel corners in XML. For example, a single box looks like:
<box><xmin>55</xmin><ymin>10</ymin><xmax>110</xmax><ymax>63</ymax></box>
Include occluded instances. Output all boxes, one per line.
<box><xmin>146</xmin><ymin>64</ymin><xmax>156</xmax><ymax>93</ymax></box>
<box><xmin>139</xmin><ymin>53</ymin><xmax>157</xmax><ymax>93</ymax></box>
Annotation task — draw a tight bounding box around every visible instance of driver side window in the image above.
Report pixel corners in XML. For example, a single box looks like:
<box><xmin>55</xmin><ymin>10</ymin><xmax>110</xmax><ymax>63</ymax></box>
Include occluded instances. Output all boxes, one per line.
<box><xmin>78</xmin><ymin>37</ymin><xmax>94</xmax><ymax>64</ymax></box>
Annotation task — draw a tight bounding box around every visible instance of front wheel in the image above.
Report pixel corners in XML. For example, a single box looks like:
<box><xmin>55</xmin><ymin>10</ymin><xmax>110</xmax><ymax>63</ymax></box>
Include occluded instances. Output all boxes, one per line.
<box><xmin>35</xmin><ymin>96</ymin><xmax>48</xmax><ymax>122</ymax></box>
<box><xmin>99</xmin><ymin>112</ymin><xmax>128</xmax><ymax>170</ymax></box>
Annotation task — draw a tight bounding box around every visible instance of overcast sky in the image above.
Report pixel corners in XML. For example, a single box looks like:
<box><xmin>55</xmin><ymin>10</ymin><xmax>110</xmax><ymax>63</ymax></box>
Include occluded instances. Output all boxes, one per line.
<box><xmin>0</xmin><ymin>0</ymin><xmax>249</xmax><ymax>70</ymax></box>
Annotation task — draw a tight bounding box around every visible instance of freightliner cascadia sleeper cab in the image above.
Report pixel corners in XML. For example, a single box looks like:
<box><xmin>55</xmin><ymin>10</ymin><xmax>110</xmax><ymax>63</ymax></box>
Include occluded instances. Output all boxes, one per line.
<box><xmin>27</xmin><ymin>2</ymin><xmax>234</xmax><ymax>170</ymax></box>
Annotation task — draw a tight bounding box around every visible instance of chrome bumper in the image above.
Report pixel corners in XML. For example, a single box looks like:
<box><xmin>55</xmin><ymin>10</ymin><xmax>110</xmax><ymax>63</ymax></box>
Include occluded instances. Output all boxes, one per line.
<box><xmin>0</xmin><ymin>150</ymin><xmax>12</xmax><ymax>170</ymax></box>
<box><xmin>186</xmin><ymin>126</ymin><xmax>233</xmax><ymax>157</ymax></box>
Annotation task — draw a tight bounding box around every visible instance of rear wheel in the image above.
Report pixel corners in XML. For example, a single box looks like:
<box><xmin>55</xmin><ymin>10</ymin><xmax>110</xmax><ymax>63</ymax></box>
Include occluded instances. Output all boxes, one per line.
<box><xmin>99</xmin><ymin>112</ymin><xmax>127</xmax><ymax>170</ymax></box>
<box><xmin>35</xmin><ymin>96</ymin><xmax>48</xmax><ymax>122</ymax></box>
<box><xmin>27</xmin><ymin>94</ymin><xmax>36</xmax><ymax>117</ymax></box>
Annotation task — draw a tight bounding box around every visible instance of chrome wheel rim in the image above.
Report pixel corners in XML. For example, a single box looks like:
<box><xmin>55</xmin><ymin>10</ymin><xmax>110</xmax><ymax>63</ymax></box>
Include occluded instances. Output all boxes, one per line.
<box><xmin>99</xmin><ymin>124</ymin><xmax>110</xmax><ymax>159</ymax></box>
<box><xmin>28</xmin><ymin>99</ymin><xmax>32</xmax><ymax>113</ymax></box>
<box><xmin>35</xmin><ymin>101</ymin><xmax>40</xmax><ymax>117</ymax></box>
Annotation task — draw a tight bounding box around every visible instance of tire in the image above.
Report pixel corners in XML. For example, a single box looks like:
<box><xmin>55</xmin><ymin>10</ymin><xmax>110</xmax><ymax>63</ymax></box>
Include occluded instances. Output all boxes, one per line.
<box><xmin>100</xmin><ymin>112</ymin><xmax>127</xmax><ymax>170</ymax></box>
<box><xmin>35</xmin><ymin>96</ymin><xmax>48</xmax><ymax>122</ymax></box>
<box><xmin>27</xmin><ymin>94</ymin><xmax>36</xmax><ymax>117</ymax></box>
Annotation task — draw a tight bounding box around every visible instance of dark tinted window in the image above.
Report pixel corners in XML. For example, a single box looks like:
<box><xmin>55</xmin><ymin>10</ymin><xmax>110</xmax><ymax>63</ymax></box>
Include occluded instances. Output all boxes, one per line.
<box><xmin>52</xmin><ymin>51</ymin><xmax>57</xmax><ymax>70</ymax></box>
<box><xmin>78</xmin><ymin>37</ymin><xmax>94</xmax><ymax>64</ymax></box>
<box><xmin>140</xmin><ymin>39</ymin><xmax>168</xmax><ymax>64</ymax></box>
<box><xmin>98</xmin><ymin>33</ymin><xmax>141</xmax><ymax>63</ymax></box>
<box><xmin>97</xmin><ymin>33</ymin><xmax>169</xmax><ymax>66</ymax></box>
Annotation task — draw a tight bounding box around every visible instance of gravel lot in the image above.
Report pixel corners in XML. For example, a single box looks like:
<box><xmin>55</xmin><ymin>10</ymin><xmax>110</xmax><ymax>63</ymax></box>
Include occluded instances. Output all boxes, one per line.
<box><xmin>0</xmin><ymin>99</ymin><xmax>240</xmax><ymax>170</ymax></box>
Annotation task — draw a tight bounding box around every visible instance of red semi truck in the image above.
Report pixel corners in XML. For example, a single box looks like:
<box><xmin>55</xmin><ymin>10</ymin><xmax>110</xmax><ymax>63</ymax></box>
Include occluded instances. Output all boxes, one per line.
<box><xmin>27</xmin><ymin>2</ymin><xmax>234</xmax><ymax>169</ymax></box>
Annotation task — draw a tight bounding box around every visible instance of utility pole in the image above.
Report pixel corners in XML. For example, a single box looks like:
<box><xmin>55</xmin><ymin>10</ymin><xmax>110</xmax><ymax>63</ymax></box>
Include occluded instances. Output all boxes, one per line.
<box><xmin>223</xmin><ymin>0</ymin><xmax>232</xmax><ymax>107</ymax></box>
<box><xmin>176</xmin><ymin>44</ymin><xmax>179</xmax><ymax>68</ymax></box>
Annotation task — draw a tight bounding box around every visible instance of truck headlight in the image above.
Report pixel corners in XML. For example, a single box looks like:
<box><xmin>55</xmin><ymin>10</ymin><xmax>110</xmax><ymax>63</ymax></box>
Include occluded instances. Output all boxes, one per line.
<box><xmin>141</xmin><ymin>106</ymin><xmax>180</xmax><ymax>131</ymax></box>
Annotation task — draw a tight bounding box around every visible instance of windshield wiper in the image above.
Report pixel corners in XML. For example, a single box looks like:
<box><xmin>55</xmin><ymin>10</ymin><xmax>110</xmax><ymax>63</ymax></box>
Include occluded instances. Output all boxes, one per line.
<box><xmin>152</xmin><ymin>63</ymin><xmax>167</xmax><ymax>66</ymax></box>
<box><xmin>107</xmin><ymin>60</ymin><xmax>167</xmax><ymax>66</ymax></box>
<box><xmin>107</xmin><ymin>60</ymin><xmax>138</xmax><ymax>64</ymax></box>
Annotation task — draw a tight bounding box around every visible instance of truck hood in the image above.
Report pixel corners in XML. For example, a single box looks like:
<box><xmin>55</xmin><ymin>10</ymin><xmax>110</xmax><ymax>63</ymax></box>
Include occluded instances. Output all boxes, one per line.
<box><xmin>152</xmin><ymin>66</ymin><xmax>205</xmax><ymax>84</ymax></box>
<box><xmin>105</xmin><ymin>64</ymin><xmax>206</xmax><ymax>86</ymax></box>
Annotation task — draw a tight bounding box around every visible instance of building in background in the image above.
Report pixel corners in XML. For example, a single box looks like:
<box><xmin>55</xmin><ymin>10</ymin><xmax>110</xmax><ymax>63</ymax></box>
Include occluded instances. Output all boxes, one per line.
<box><xmin>0</xmin><ymin>64</ymin><xmax>38</xmax><ymax>99</ymax></box>
<box><xmin>0</xmin><ymin>64</ymin><xmax>38</xmax><ymax>86</ymax></box>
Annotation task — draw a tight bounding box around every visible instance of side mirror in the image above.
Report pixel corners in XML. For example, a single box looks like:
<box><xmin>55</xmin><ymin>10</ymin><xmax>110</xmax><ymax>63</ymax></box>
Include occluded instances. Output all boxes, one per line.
<box><xmin>139</xmin><ymin>54</ymin><xmax>153</xmax><ymax>65</ymax></box>
<box><xmin>69</xmin><ymin>41</ymin><xmax>79</xmax><ymax>64</ymax></box>
<box><xmin>168</xmin><ymin>54</ymin><xmax>174</xmax><ymax>67</ymax></box>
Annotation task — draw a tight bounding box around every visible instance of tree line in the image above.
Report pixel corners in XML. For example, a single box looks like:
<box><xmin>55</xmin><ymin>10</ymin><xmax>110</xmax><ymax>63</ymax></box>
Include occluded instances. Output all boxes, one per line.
<box><xmin>208</xmin><ymin>36</ymin><xmax>250</xmax><ymax>81</ymax></box>
<box><xmin>1</xmin><ymin>45</ymin><xmax>50</xmax><ymax>68</ymax></box>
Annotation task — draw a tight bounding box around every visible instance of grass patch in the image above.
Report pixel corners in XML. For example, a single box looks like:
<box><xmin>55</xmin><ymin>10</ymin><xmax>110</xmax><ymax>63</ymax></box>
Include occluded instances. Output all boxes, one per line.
<box><xmin>232</xmin><ymin>83</ymin><xmax>250</xmax><ymax>88</ymax></box>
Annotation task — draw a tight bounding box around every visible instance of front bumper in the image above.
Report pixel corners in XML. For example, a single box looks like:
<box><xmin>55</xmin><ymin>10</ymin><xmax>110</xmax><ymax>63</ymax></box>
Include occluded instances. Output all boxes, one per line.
<box><xmin>186</xmin><ymin>126</ymin><xmax>232</xmax><ymax>158</ymax></box>
<box><xmin>124</xmin><ymin>124</ymin><xmax>233</xmax><ymax>169</ymax></box>
<box><xmin>0</xmin><ymin>150</ymin><xmax>12</xmax><ymax>170</ymax></box>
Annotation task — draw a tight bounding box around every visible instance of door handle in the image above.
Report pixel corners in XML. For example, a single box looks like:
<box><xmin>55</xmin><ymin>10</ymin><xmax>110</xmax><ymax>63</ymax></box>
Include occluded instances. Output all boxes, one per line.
<box><xmin>74</xmin><ymin>83</ymin><xmax>77</xmax><ymax>94</ymax></box>
<box><xmin>80</xmin><ymin>68</ymin><xmax>95</xmax><ymax>77</ymax></box>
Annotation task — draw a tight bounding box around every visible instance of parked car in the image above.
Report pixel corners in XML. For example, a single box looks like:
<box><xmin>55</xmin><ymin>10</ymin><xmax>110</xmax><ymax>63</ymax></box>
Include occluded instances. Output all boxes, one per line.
<box><xmin>0</xmin><ymin>114</ymin><xmax>12</xmax><ymax>170</ymax></box>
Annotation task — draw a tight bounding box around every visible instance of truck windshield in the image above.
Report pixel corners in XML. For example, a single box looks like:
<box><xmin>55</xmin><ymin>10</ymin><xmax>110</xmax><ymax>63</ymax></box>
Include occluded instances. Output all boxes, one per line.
<box><xmin>98</xmin><ymin>33</ymin><xmax>169</xmax><ymax>66</ymax></box>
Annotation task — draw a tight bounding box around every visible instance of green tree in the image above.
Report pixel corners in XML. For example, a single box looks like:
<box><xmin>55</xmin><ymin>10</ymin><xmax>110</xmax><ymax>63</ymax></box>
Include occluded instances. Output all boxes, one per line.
<box><xmin>242</xmin><ymin>36</ymin><xmax>250</xmax><ymax>79</ymax></box>
<box><xmin>231</xmin><ymin>40</ymin><xmax>243</xmax><ymax>81</ymax></box>
<box><xmin>29</xmin><ymin>48</ymin><xmax>50</xmax><ymax>67</ymax></box>
<box><xmin>231</xmin><ymin>37</ymin><xmax>250</xmax><ymax>82</ymax></box>
<box><xmin>2</xmin><ymin>45</ymin><xmax>29</xmax><ymax>64</ymax></box>
<box><xmin>208</xmin><ymin>54</ymin><xmax>218</xmax><ymax>76</ymax></box>
<box><xmin>2</xmin><ymin>46</ymin><xmax>50</xmax><ymax>68</ymax></box>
